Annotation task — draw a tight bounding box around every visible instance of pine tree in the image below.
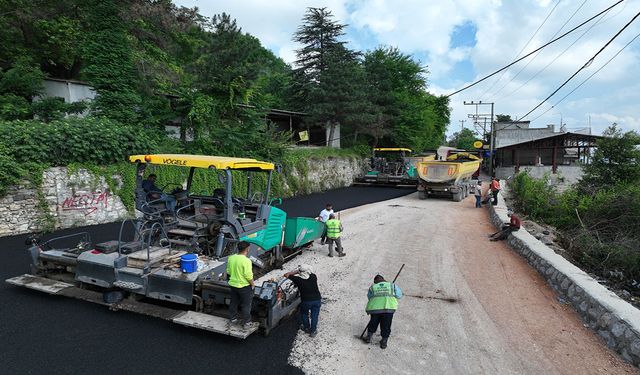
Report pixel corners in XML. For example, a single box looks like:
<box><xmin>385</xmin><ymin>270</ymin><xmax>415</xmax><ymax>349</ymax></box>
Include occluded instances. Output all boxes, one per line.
<box><xmin>293</xmin><ymin>7</ymin><xmax>369</xmax><ymax>147</ymax></box>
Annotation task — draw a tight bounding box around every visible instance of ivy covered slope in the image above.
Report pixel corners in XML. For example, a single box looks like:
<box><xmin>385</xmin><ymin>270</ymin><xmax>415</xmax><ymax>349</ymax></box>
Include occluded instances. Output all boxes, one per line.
<box><xmin>0</xmin><ymin>3</ymin><xmax>449</xmax><ymax>199</ymax></box>
<box><xmin>0</xmin><ymin>116</ymin><xmax>365</xmax><ymax>209</ymax></box>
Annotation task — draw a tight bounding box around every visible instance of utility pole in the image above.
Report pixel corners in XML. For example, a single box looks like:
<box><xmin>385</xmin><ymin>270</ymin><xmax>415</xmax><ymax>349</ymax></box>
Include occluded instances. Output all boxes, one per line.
<box><xmin>459</xmin><ymin>120</ymin><xmax>466</xmax><ymax>132</ymax></box>
<box><xmin>464</xmin><ymin>100</ymin><xmax>495</xmax><ymax>175</ymax></box>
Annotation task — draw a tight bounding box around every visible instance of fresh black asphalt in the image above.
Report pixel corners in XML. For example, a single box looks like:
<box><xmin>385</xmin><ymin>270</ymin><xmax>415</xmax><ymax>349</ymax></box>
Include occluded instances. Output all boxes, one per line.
<box><xmin>0</xmin><ymin>186</ymin><xmax>411</xmax><ymax>375</ymax></box>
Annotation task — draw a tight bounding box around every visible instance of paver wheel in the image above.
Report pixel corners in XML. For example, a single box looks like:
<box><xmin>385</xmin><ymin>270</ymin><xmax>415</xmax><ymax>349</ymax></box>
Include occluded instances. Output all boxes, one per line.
<box><xmin>418</xmin><ymin>191</ymin><xmax>428</xmax><ymax>200</ymax></box>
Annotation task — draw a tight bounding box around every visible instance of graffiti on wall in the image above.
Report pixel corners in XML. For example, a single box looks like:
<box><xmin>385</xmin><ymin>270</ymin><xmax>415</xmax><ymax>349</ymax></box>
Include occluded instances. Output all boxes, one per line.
<box><xmin>61</xmin><ymin>191</ymin><xmax>109</xmax><ymax>215</ymax></box>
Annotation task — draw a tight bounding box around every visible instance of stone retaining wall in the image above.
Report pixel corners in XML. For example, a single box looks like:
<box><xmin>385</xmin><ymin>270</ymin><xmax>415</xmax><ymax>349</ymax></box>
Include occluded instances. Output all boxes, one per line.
<box><xmin>490</xmin><ymin>188</ymin><xmax>640</xmax><ymax>367</ymax></box>
<box><xmin>281</xmin><ymin>156</ymin><xmax>365</xmax><ymax>195</ymax></box>
<box><xmin>0</xmin><ymin>156</ymin><xmax>366</xmax><ymax>237</ymax></box>
<box><xmin>0</xmin><ymin>167</ymin><xmax>128</xmax><ymax>237</ymax></box>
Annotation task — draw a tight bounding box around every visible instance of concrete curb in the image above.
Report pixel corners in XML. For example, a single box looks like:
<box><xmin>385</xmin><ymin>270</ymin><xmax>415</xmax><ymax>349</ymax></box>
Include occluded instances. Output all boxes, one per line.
<box><xmin>489</xmin><ymin>188</ymin><xmax>640</xmax><ymax>367</ymax></box>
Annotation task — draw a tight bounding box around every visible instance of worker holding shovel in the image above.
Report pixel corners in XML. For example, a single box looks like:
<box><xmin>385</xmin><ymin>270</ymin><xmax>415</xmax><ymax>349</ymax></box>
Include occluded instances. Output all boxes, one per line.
<box><xmin>362</xmin><ymin>273</ymin><xmax>403</xmax><ymax>349</ymax></box>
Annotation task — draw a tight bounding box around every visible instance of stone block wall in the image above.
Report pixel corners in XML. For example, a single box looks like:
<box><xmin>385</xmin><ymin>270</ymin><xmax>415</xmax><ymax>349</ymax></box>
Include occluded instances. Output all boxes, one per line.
<box><xmin>44</xmin><ymin>167</ymin><xmax>128</xmax><ymax>229</ymax></box>
<box><xmin>0</xmin><ymin>157</ymin><xmax>367</xmax><ymax>237</ymax></box>
<box><xmin>494</xmin><ymin>165</ymin><xmax>583</xmax><ymax>191</ymax></box>
<box><xmin>0</xmin><ymin>184</ymin><xmax>41</xmax><ymax>234</ymax></box>
<box><xmin>281</xmin><ymin>156</ymin><xmax>366</xmax><ymax>195</ymax></box>
<box><xmin>0</xmin><ymin>167</ymin><xmax>129</xmax><ymax>237</ymax></box>
<box><xmin>489</xmin><ymin>188</ymin><xmax>640</xmax><ymax>367</ymax></box>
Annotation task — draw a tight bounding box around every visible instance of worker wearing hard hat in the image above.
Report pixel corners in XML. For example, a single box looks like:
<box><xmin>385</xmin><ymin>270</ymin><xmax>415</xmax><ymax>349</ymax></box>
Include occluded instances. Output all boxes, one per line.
<box><xmin>362</xmin><ymin>274</ymin><xmax>403</xmax><ymax>349</ymax></box>
<box><xmin>226</xmin><ymin>241</ymin><xmax>255</xmax><ymax>330</ymax></box>
<box><xmin>325</xmin><ymin>213</ymin><xmax>345</xmax><ymax>257</ymax></box>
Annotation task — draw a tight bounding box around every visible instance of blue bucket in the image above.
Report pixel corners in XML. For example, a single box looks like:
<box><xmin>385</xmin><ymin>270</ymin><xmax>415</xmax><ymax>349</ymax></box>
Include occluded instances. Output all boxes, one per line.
<box><xmin>181</xmin><ymin>253</ymin><xmax>198</xmax><ymax>273</ymax></box>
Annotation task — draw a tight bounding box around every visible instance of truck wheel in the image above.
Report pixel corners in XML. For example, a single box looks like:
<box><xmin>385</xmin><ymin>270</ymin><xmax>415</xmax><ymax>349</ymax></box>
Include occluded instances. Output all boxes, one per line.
<box><xmin>453</xmin><ymin>191</ymin><xmax>463</xmax><ymax>202</ymax></box>
<box><xmin>418</xmin><ymin>191</ymin><xmax>428</xmax><ymax>200</ymax></box>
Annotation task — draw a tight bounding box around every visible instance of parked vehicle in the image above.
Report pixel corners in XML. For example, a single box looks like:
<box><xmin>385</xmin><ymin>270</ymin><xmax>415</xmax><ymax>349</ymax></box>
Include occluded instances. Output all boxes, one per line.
<box><xmin>417</xmin><ymin>147</ymin><xmax>482</xmax><ymax>202</ymax></box>
<box><xmin>7</xmin><ymin>154</ymin><xmax>325</xmax><ymax>338</ymax></box>
<box><xmin>355</xmin><ymin>148</ymin><xmax>435</xmax><ymax>186</ymax></box>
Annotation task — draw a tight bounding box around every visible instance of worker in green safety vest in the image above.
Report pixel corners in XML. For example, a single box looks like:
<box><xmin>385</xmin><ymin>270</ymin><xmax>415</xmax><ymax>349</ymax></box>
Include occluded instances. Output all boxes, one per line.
<box><xmin>362</xmin><ymin>274</ymin><xmax>403</xmax><ymax>349</ymax></box>
<box><xmin>325</xmin><ymin>213</ymin><xmax>345</xmax><ymax>257</ymax></box>
<box><xmin>226</xmin><ymin>241</ymin><xmax>255</xmax><ymax>330</ymax></box>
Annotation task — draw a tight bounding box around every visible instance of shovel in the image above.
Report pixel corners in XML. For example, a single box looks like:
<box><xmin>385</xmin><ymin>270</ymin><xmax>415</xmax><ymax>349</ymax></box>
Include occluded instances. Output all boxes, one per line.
<box><xmin>358</xmin><ymin>263</ymin><xmax>405</xmax><ymax>340</ymax></box>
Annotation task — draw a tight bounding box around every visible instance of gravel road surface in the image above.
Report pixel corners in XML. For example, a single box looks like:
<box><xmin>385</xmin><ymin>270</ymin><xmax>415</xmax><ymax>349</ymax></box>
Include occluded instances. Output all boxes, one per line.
<box><xmin>0</xmin><ymin>186</ymin><xmax>410</xmax><ymax>375</ymax></box>
<box><xmin>285</xmin><ymin>192</ymin><xmax>638</xmax><ymax>374</ymax></box>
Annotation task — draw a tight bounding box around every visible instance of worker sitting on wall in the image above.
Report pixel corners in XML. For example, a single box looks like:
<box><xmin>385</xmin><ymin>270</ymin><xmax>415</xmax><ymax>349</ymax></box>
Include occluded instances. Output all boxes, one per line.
<box><xmin>489</xmin><ymin>211</ymin><xmax>521</xmax><ymax>241</ymax></box>
<box><xmin>142</xmin><ymin>174</ymin><xmax>177</xmax><ymax>212</ymax></box>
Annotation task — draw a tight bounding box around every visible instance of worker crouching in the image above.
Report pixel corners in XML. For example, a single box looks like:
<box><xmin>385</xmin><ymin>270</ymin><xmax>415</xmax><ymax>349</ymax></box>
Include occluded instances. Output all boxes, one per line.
<box><xmin>363</xmin><ymin>274</ymin><xmax>403</xmax><ymax>349</ymax></box>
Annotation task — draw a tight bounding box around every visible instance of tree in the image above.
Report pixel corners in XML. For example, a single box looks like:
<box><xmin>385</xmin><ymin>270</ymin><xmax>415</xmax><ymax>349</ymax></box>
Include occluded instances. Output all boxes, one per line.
<box><xmin>447</xmin><ymin>128</ymin><xmax>478</xmax><ymax>150</ymax></box>
<box><xmin>580</xmin><ymin>124</ymin><xmax>640</xmax><ymax>190</ymax></box>
<box><xmin>304</xmin><ymin>45</ymin><xmax>372</xmax><ymax>146</ymax></box>
<box><xmin>82</xmin><ymin>0</ymin><xmax>142</xmax><ymax>123</ymax></box>
<box><xmin>293</xmin><ymin>7</ymin><xmax>363</xmax><ymax>146</ymax></box>
<box><xmin>0</xmin><ymin>58</ymin><xmax>45</xmax><ymax>120</ymax></box>
<box><xmin>496</xmin><ymin>114</ymin><xmax>512</xmax><ymax>122</ymax></box>
<box><xmin>363</xmin><ymin>47</ymin><xmax>449</xmax><ymax>151</ymax></box>
<box><xmin>0</xmin><ymin>0</ymin><xmax>85</xmax><ymax>77</ymax></box>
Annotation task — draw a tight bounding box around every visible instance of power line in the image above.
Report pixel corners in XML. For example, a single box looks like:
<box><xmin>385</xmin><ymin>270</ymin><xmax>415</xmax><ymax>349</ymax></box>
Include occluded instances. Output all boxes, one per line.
<box><xmin>446</xmin><ymin>0</ymin><xmax>625</xmax><ymax>98</ymax></box>
<box><xmin>529</xmin><ymin>105</ymin><xmax>554</xmax><ymax>123</ymax></box>
<box><xmin>553</xmin><ymin>31</ymin><xmax>640</xmax><ymax>107</ymax></box>
<box><xmin>519</xmin><ymin>10</ymin><xmax>640</xmax><ymax>120</ymax></box>
<box><xmin>482</xmin><ymin>0</ymin><xmax>562</xmax><ymax>98</ymax></box>
<box><xmin>501</xmin><ymin>3</ymin><xmax>609</xmax><ymax>100</ymax></box>
<box><xmin>528</xmin><ymin>28</ymin><xmax>638</xmax><ymax>125</ymax></box>
<box><xmin>490</xmin><ymin>0</ymin><xmax>587</xmax><ymax>100</ymax></box>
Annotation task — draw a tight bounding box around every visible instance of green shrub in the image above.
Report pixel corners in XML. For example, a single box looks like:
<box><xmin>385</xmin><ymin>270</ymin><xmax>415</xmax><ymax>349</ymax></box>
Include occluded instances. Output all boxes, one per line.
<box><xmin>0</xmin><ymin>117</ymin><xmax>158</xmax><ymax>166</ymax></box>
<box><xmin>512</xmin><ymin>171</ymin><xmax>640</xmax><ymax>280</ymax></box>
<box><xmin>510</xmin><ymin>171</ymin><xmax>556</xmax><ymax>220</ymax></box>
<box><xmin>31</xmin><ymin>97</ymin><xmax>88</xmax><ymax>122</ymax></box>
<box><xmin>0</xmin><ymin>152</ymin><xmax>23</xmax><ymax>195</ymax></box>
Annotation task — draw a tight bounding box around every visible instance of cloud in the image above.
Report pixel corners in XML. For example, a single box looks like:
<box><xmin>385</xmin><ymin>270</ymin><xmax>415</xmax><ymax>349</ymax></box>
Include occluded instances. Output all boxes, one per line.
<box><xmin>174</xmin><ymin>0</ymin><xmax>350</xmax><ymax>64</ymax></box>
<box><xmin>173</xmin><ymin>0</ymin><xmax>640</xmax><ymax>135</ymax></box>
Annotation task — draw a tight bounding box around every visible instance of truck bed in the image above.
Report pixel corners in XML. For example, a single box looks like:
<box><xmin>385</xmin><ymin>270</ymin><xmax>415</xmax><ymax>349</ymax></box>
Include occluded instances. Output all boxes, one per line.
<box><xmin>417</xmin><ymin>160</ymin><xmax>481</xmax><ymax>184</ymax></box>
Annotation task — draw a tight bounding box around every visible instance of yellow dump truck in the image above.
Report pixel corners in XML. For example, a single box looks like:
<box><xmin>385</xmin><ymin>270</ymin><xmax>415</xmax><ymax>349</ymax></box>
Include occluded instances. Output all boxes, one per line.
<box><xmin>417</xmin><ymin>147</ymin><xmax>482</xmax><ymax>201</ymax></box>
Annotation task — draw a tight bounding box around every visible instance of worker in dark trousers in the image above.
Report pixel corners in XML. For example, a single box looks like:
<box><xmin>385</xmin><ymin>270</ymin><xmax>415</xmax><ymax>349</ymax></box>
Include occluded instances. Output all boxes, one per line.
<box><xmin>489</xmin><ymin>212</ymin><xmax>521</xmax><ymax>241</ymax></box>
<box><xmin>362</xmin><ymin>274</ymin><xmax>403</xmax><ymax>349</ymax></box>
<box><xmin>325</xmin><ymin>213</ymin><xmax>345</xmax><ymax>257</ymax></box>
<box><xmin>317</xmin><ymin>203</ymin><xmax>334</xmax><ymax>245</ymax></box>
<box><xmin>226</xmin><ymin>241</ymin><xmax>255</xmax><ymax>330</ymax></box>
<box><xmin>474</xmin><ymin>180</ymin><xmax>483</xmax><ymax>208</ymax></box>
<box><xmin>490</xmin><ymin>177</ymin><xmax>501</xmax><ymax>205</ymax></box>
<box><xmin>284</xmin><ymin>264</ymin><xmax>322</xmax><ymax>337</ymax></box>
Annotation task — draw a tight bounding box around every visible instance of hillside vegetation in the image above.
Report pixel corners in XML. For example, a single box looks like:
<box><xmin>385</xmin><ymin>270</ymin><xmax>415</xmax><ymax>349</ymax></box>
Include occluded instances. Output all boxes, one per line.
<box><xmin>0</xmin><ymin>2</ymin><xmax>449</xmax><ymax>194</ymax></box>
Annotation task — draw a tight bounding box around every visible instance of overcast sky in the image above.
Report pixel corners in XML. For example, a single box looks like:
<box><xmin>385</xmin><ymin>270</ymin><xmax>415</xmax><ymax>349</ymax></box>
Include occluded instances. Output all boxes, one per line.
<box><xmin>174</xmin><ymin>0</ymin><xmax>640</xmax><ymax>136</ymax></box>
